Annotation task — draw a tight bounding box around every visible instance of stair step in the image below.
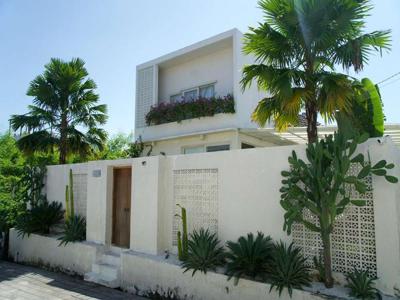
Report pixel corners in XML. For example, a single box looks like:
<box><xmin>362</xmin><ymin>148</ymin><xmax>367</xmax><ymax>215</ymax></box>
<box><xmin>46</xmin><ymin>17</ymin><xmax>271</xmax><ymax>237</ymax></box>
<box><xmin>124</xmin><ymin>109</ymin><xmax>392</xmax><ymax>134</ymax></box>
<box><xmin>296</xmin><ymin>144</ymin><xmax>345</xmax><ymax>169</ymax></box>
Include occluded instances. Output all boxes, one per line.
<box><xmin>99</xmin><ymin>252</ymin><xmax>121</xmax><ymax>266</ymax></box>
<box><xmin>84</xmin><ymin>271</ymin><xmax>120</xmax><ymax>288</ymax></box>
<box><xmin>92</xmin><ymin>262</ymin><xmax>119</xmax><ymax>279</ymax></box>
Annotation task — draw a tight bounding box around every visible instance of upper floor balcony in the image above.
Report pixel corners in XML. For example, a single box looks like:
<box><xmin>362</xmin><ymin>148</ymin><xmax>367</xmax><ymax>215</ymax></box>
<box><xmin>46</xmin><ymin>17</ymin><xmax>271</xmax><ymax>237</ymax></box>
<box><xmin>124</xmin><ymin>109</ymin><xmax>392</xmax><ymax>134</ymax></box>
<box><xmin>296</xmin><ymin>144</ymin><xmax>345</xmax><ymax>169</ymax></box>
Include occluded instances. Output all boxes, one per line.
<box><xmin>134</xmin><ymin>29</ymin><xmax>266</xmax><ymax>142</ymax></box>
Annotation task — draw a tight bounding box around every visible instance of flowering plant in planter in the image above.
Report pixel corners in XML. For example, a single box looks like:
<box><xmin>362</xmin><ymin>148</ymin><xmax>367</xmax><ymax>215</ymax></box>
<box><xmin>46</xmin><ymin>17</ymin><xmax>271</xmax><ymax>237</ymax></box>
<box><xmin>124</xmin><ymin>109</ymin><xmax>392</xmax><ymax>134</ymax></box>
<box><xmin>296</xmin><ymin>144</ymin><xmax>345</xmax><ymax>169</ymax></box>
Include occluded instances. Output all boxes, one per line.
<box><xmin>145</xmin><ymin>95</ymin><xmax>235</xmax><ymax>126</ymax></box>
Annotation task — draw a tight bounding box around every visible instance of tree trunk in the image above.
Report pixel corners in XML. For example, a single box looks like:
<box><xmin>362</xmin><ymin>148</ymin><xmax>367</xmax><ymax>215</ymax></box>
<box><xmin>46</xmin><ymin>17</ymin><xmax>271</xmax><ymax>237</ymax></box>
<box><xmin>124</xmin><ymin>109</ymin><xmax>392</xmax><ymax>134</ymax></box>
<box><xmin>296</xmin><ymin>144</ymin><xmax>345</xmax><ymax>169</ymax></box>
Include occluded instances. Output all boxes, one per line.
<box><xmin>59</xmin><ymin>116</ymin><xmax>68</xmax><ymax>164</ymax></box>
<box><xmin>321</xmin><ymin>232</ymin><xmax>334</xmax><ymax>288</ymax></box>
<box><xmin>306</xmin><ymin>102</ymin><xmax>318</xmax><ymax>143</ymax></box>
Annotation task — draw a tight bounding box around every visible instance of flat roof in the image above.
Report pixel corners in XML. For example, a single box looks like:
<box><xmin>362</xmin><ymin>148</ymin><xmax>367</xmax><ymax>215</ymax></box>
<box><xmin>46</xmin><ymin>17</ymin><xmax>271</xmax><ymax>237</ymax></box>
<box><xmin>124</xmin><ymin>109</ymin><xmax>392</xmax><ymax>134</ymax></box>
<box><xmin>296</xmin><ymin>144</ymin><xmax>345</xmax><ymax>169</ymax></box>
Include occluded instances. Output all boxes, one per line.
<box><xmin>136</xmin><ymin>28</ymin><xmax>240</xmax><ymax>70</ymax></box>
<box><xmin>240</xmin><ymin>124</ymin><xmax>400</xmax><ymax>147</ymax></box>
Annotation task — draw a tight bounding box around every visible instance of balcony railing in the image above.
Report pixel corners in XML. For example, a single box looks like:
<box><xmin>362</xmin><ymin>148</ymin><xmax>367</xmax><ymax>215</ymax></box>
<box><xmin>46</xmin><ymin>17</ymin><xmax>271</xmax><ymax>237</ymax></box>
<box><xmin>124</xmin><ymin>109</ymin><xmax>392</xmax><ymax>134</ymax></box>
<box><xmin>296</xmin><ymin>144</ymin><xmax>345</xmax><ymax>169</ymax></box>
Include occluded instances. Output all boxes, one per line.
<box><xmin>145</xmin><ymin>95</ymin><xmax>235</xmax><ymax>126</ymax></box>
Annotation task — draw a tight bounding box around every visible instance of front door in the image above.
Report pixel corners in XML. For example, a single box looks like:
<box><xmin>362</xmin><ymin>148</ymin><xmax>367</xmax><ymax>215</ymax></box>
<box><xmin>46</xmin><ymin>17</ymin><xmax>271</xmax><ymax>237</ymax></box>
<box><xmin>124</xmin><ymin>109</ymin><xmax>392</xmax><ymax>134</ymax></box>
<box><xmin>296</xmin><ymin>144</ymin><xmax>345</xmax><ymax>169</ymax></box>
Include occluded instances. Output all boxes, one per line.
<box><xmin>112</xmin><ymin>167</ymin><xmax>132</xmax><ymax>248</ymax></box>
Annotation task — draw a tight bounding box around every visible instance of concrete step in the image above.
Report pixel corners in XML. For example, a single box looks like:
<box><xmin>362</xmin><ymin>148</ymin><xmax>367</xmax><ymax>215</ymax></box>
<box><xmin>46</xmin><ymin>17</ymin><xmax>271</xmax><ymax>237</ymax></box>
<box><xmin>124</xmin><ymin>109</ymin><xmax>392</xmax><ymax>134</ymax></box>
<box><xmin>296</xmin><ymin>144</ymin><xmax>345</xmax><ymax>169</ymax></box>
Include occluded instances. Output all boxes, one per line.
<box><xmin>91</xmin><ymin>262</ymin><xmax>119</xmax><ymax>279</ymax></box>
<box><xmin>99</xmin><ymin>252</ymin><xmax>121</xmax><ymax>266</ymax></box>
<box><xmin>84</xmin><ymin>271</ymin><xmax>120</xmax><ymax>289</ymax></box>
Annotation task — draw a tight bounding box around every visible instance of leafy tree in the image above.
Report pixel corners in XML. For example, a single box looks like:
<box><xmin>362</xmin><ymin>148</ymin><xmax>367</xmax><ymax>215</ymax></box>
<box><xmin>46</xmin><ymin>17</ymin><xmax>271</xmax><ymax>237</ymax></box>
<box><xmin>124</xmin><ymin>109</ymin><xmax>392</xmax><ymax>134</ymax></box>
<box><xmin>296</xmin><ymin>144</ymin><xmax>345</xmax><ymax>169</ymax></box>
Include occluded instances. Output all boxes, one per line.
<box><xmin>337</xmin><ymin>78</ymin><xmax>384</xmax><ymax>138</ymax></box>
<box><xmin>241</xmin><ymin>0</ymin><xmax>390</xmax><ymax>143</ymax></box>
<box><xmin>0</xmin><ymin>133</ymin><xmax>26</xmax><ymax>259</ymax></box>
<box><xmin>280</xmin><ymin>132</ymin><xmax>397</xmax><ymax>288</ymax></box>
<box><xmin>91</xmin><ymin>133</ymin><xmax>152</xmax><ymax>160</ymax></box>
<box><xmin>11</xmin><ymin>58</ymin><xmax>108</xmax><ymax>164</ymax></box>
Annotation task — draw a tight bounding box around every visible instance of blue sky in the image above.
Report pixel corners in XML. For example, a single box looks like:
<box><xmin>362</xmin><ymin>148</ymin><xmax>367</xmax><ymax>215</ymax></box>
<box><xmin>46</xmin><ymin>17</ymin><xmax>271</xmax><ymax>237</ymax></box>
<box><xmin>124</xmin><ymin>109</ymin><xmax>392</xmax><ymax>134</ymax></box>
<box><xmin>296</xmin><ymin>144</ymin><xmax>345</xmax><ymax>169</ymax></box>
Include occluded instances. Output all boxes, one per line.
<box><xmin>0</xmin><ymin>0</ymin><xmax>399</xmax><ymax>135</ymax></box>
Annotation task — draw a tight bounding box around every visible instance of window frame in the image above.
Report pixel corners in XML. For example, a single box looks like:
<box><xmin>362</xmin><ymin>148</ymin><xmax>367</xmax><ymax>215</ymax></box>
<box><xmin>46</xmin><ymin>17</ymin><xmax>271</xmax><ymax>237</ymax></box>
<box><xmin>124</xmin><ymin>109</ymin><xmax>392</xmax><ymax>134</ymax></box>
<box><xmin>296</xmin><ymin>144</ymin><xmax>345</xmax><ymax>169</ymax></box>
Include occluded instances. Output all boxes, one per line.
<box><xmin>182</xmin><ymin>88</ymin><xmax>199</xmax><ymax>101</ymax></box>
<box><xmin>199</xmin><ymin>83</ymin><xmax>215</xmax><ymax>99</ymax></box>
<box><xmin>169</xmin><ymin>81</ymin><xmax>217</xmax><ymax>103</ymax></box>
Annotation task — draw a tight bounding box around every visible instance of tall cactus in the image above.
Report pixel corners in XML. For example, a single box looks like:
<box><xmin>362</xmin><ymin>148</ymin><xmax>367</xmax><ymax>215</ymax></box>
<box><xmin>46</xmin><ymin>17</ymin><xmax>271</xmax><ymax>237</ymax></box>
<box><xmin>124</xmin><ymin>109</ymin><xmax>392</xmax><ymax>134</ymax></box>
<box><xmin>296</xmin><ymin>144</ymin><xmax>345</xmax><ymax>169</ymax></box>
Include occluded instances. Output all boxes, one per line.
<box><xmin>176</xmin><ymin>204</ymin><xmax>188</xmax><ymax>261</ymax></box>
<box><xmin>65</xmin><ymin>185</ymin><xmax>70</xmax><ymax>219</ymax></box>
<box><xmin>69</xmin><ymin>169</ymin><xmax>74</xmax><ymax>218</ymax></box>
<box><xmin>65</xmin><ymin>169</ymin><xmax>75</xmax><ymax>219</ymax></box>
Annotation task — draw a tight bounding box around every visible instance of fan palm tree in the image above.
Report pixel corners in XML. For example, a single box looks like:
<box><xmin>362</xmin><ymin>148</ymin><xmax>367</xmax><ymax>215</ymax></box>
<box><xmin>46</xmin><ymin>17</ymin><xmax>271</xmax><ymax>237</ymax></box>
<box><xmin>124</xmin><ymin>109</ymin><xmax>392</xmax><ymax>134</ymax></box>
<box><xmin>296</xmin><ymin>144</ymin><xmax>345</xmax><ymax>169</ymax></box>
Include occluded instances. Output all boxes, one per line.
<box><xmin>11</xmin><ymin>58</ymin><xmax>107</xmax><ymax>164</ymax></box>
<box><xmin>241</xmin><ymin>0</ymin><xmax>390</xmax><ymax>143</ymax></box>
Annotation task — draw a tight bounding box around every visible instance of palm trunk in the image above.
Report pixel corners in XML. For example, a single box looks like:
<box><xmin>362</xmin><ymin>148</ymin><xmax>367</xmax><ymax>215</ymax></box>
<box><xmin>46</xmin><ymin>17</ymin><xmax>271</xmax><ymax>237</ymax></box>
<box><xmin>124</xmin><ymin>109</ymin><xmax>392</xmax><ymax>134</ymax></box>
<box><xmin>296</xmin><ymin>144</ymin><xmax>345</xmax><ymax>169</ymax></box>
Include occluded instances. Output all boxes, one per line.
<box><xmin>306</xmin><ymin>102</ymin><xmax>318</xmax><ymax>143</ymax></box>
<box><xmin>59</xmin><ymin>116</ymin><xmax>68</xmax><ymax>164</ymax></box>
<box><xmin>321</xmin><ymin>232</ymin><xmax>334</xmax><ymax>288</ymax></box>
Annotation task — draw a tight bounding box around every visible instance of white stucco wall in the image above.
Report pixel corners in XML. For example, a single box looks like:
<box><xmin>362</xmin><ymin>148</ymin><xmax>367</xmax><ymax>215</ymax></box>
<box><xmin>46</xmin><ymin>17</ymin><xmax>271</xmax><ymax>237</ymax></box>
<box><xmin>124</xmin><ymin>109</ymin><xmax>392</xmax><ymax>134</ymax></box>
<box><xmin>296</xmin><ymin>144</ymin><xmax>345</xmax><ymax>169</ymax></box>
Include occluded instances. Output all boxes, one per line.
<box><xmin>46</xmin><ymin>163</ymin><xmax>88</xmax><ymax>210</ymax></box>
<box><xmin>9</xmin><ymin>229</ymin><xmax>97</xmax><ymax>275</ymax></box>
<box><xmin>37</xmin><ymin>138</ymin><xmax>400</xmax><ymax>296</ymax></box>
<box><xmin>158</xmin><ymin>46</ymin><xmax>233</xmax><ymax>102</ymax></box>
<box><xmin>120</xmin><ymin>251</ymin><xmax>323</xmax><ymax>300</ymax></box>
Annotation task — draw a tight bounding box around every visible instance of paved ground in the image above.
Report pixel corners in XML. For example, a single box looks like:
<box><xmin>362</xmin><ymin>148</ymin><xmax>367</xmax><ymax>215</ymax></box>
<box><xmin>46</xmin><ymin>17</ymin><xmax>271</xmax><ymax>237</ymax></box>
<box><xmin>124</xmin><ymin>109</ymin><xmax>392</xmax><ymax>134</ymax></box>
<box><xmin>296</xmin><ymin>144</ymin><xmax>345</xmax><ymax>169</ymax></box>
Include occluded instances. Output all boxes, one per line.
<box><xmin>0</xmin><ymin>261</ymin><xmax>145</xmax><ymax>300</ymax></box>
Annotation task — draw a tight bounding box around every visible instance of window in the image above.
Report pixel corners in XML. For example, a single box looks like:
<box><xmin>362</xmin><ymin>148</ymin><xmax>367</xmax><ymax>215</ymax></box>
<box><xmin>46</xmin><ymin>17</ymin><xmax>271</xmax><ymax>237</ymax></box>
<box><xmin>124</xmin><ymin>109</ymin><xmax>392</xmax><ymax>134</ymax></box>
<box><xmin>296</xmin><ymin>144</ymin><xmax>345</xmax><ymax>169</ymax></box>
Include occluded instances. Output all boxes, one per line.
<box><xmin>170</xmin><ymin>94</ymin><xmax>182</xmax><ymax>103</ymax></box>
<box><xmin>206</xmin><ymin>144</ymin><xmax>230</xmax><ymax>152</ymax></box>
<box><xmin>183</xmin><ymin>89</ymin><xmax>198</xmax><ymax>101</ymax></box>
<box><xmin>199</xmin><ymin>84</ymin><xmax>215</xmax><ymax>98</ymax></box>
<box><xmin>183</xmin><ymin>146</ymin><xmax>204</xmax><ymax>154</ymax></box>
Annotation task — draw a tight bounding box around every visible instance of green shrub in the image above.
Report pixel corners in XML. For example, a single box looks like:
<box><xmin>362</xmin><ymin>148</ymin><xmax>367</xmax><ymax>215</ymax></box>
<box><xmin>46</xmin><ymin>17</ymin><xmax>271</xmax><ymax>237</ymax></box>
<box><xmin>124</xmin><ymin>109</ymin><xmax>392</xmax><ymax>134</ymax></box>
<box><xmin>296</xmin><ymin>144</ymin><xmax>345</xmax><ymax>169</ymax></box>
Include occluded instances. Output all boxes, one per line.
<box><xmin>346</xmin><ymin>269</ymin><xmax>380</xmax><ymax>300</ymax></box>
<box><xmin>15</xmin><ymin>200</ymin><xmax>63</xmax><ymax>237</ymax></box>
<box><xmin>269</xmin><ymin>241</ymin><xmax>311</xmax><ymax>297</ymax></box>
<box><xmin>225</xmin><ymin>232</ymin><xmax>273</xmax><ymax>284</ymax></box>
<box><xmin>181</xmin><ymin>228</ymin><xmax>225</xmax><ymax>276</ymax></box>
<box><xmin>145</xmin><ymin>95</ymin><xmax>235</xmax><ymax>126</ymax></box>
<box><xmin>58</xmin><ymin>215</ymin><xmax>86</xmax><ymax>246</ymax></box>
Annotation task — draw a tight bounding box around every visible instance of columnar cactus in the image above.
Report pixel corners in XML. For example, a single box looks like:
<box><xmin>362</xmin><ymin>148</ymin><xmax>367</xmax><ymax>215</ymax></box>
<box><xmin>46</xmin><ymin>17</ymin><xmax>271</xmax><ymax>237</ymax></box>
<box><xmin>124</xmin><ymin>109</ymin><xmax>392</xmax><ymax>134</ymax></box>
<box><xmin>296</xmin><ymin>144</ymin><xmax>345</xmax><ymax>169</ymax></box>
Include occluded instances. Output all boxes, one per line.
<box><xmin>176</xmin><ymin>204</ymin><xmax>188</xmax><ymax>261</ymax></box>
<box><xmin>65</xmin><ymin>169</ymin><xmax>75</xmax><ymax>219</ymax></box>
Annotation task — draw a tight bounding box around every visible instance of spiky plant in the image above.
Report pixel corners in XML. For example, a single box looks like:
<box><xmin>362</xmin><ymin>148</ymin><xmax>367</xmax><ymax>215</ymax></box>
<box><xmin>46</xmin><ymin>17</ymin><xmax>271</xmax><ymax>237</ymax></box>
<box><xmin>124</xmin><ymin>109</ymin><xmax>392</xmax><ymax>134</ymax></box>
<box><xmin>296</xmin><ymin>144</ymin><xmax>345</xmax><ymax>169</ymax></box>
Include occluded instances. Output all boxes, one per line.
<box><xmin>181</xmin><ymin>228</ymin><xmax>225</xmax><ymax>276</ymax></box>
<box><xmin>15</xmin><ymin>200</ymin><xmax>64</xmax><ymax>237</ymax></box>
<box><xmin>346</xmin><ymin>269</ymin><xmax>381</xmax><ymax>300</ymax></box>
<box><xmin>225</xmin><ymin>232</ymin><xmax>273</xmax><ymax>284</ymax></box>
<box><xmin>58</xmin><ymin>215</ymin><xmax>86</xmax><ymax>246</ymax></box>
<box><xmin>280</xmin><ymin>132</ymin><xmax>397</xmax><ymax>287</ymax></box>
<box><xmin>269</xmin><ymin>242</ymin><xmax>311</xmax><ymax>297</ymax></box>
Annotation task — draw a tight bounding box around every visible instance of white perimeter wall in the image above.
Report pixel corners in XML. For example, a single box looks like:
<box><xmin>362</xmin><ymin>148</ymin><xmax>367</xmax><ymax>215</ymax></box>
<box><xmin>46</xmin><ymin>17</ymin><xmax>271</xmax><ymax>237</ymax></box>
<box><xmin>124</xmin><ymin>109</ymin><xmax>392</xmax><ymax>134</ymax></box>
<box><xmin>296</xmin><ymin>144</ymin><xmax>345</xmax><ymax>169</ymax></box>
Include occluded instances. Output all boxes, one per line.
<box><xmin>41</xmin><ymin>137</ymin><xmax>400</xmax><ymax>295</ymax></box>
<box><xmin>9</xmin><ymin>229</ymin><xmax>97</xmax><ymax>275</ymax></box>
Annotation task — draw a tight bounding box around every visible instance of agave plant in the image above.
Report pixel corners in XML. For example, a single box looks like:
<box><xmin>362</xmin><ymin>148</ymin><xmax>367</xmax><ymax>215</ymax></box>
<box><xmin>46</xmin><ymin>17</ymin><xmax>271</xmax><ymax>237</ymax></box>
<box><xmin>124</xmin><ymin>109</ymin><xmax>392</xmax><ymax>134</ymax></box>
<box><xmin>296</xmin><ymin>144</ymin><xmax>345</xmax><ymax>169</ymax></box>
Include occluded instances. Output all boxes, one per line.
<box><xmin>181</xmin><ymin>228</ymin><xmax>225</xmax><ymax>276</ymax></box>
<box><xmin>58</xmin><ymin>215</ymin><xmax>86</xmax><ymax>246</ymax></box>
<box><xmin>269</xmin><ymin>241</ymin><xmax>311</xmax><ymax>297</ymax></box>
<box><xmin>16</xmin><ymin>200</ymin><xmax>64</xmax><ymax>237</ymax></box>
<box><xmin>346</xmin><ymin>269</ymin><xmax>381</xmax><ymax>300</ymax></box>
<box><xmin>225</xmin><ymin>232</ymin><xmax>273</xmax><ymax>284</ymax></box>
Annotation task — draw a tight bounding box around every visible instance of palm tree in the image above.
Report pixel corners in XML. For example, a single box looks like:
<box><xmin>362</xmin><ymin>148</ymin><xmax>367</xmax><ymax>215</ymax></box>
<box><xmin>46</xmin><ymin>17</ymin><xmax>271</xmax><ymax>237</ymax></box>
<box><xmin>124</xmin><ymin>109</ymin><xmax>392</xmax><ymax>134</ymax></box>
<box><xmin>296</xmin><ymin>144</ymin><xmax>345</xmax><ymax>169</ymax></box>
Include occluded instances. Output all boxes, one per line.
<box><xmin>241</xmin><ymin>0</ymin><xmax>390</xmax><ymax>143</ymax></box>
<box><xmin>11</xmin><ymin>58</ymin><xmax>107</xmax><ymax>164</ymax></box>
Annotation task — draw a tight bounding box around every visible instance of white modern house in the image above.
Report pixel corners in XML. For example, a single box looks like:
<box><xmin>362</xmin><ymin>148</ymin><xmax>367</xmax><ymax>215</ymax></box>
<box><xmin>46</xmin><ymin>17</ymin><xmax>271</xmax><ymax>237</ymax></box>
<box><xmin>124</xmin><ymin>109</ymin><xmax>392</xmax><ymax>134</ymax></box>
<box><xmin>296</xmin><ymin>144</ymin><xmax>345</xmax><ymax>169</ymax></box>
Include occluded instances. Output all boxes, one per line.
<box><xmin>7</xmin><ymin>29</ymin><xmax>400</xmax><ymax>299</ymax></box>
<box><xmin>134</xmin><ymin>28</ymin><xmax>294</xmax><ymax>156</ymax></box>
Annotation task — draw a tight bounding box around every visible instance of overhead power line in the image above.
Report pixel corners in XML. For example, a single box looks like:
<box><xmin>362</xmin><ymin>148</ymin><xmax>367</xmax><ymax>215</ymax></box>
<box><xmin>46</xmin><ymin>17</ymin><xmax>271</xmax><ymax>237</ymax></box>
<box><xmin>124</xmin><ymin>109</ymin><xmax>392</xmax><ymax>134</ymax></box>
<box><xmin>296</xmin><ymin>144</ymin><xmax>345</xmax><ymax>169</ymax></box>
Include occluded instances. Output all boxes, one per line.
<box><xmin>377</xmin><ymin>71</ymin><xmax>400</xmax><ymax>85</ymax></box>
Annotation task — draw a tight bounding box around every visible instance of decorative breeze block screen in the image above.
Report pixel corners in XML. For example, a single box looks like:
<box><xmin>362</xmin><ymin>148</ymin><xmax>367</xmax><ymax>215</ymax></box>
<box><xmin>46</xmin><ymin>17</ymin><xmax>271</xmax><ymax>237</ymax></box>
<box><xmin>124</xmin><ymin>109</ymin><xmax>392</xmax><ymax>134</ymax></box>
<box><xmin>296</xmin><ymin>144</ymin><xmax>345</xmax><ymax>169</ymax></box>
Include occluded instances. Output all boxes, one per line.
<box><xmin>72</xmin><ymin>174</ymin><xmax>88</xmax><ymax>218</ymax></box>
<box><xmin>135</xmin><ymin>66</ymin><xmax>154</xmax><ymax>128</ymax></box>
<box><xmin>172</xmin><ymin>169</ymin><xmax>218</xmax><ymax>246</ymax></box>
<box><xmin>292</xmin><ymin>164</ymin><xmax>377</xmax><ymax>277</ymax></box>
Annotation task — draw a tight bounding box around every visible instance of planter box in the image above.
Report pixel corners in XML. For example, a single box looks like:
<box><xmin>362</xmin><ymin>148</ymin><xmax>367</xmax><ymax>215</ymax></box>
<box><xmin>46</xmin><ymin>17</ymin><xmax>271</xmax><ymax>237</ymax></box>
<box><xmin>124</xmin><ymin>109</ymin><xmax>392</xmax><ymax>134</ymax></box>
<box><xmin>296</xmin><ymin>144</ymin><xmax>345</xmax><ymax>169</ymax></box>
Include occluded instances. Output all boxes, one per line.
<box><xmin>8</xmin><ymin>228</ymin><xmax>98</xmax><ymax>276</ymax></box>
<box><xmin>120</xmin><ymin>250</ymin><xmax>324</xmax><ymax>300</ymax></box>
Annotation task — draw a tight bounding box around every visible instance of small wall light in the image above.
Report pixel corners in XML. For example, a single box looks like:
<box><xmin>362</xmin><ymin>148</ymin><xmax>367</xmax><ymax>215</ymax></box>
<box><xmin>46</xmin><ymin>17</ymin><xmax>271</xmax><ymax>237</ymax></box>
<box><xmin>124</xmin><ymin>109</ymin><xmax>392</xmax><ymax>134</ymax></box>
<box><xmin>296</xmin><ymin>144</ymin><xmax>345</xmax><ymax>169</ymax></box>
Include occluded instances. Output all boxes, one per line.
<box><xmin>142</xmin><ymin>161</ymin><xmax>146</xmax><ymax>166</ymax></box>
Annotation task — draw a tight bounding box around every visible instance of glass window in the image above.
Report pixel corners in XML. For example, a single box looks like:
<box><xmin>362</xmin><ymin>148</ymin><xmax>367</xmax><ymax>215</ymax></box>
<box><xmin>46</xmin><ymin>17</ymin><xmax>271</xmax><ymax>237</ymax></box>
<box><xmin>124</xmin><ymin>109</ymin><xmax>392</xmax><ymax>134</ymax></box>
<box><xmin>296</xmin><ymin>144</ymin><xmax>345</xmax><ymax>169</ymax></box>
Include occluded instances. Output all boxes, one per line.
<box><xmin>206</xmin><ymin>144</ymin><xmax>230</xmax><ymax>152</ymax></box>
<box><xmin>183</xmin><ymin>146</ymin><xmax>204</xmax><ymax>154</ymax></box>
<box><xmin>199</xmin><ymin>84</ymin><xmax>215</xmax><ymax>99</ymax></box>
<box><xmin>183</xmin><ymin>89</ymin><xmax>198</xmax><ymax>101</ymax></box>
<box><xmin>170</xmin><ymin>94</ymin><xmax>182</xmax><ymax>103</ymax></box>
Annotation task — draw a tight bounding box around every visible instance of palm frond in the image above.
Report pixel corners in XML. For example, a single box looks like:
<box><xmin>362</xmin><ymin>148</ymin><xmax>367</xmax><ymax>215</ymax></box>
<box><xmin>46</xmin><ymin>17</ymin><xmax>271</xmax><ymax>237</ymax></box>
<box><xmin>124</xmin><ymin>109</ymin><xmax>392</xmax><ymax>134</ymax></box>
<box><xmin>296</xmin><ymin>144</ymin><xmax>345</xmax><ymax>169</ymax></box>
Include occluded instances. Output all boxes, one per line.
<box><xmin>16</xmin><ymin>131</ymin><xmax>58</xmax><ymax>155</ymax></box>
<box><xmin>332</xmin><ymin>30</ymin><xmax>391</xmax><ymax>72</ymax></box>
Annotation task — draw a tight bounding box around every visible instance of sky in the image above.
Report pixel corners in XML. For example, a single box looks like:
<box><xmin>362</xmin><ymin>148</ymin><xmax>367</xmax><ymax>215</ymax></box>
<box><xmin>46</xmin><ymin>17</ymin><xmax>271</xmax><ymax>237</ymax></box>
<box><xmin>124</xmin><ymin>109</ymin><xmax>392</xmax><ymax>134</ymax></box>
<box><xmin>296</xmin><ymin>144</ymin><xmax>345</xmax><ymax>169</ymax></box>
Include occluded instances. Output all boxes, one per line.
<box><xmin>0</xmin><ymin>0</ymin><xmax>399</xmax><ymax>135</ymax></box>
